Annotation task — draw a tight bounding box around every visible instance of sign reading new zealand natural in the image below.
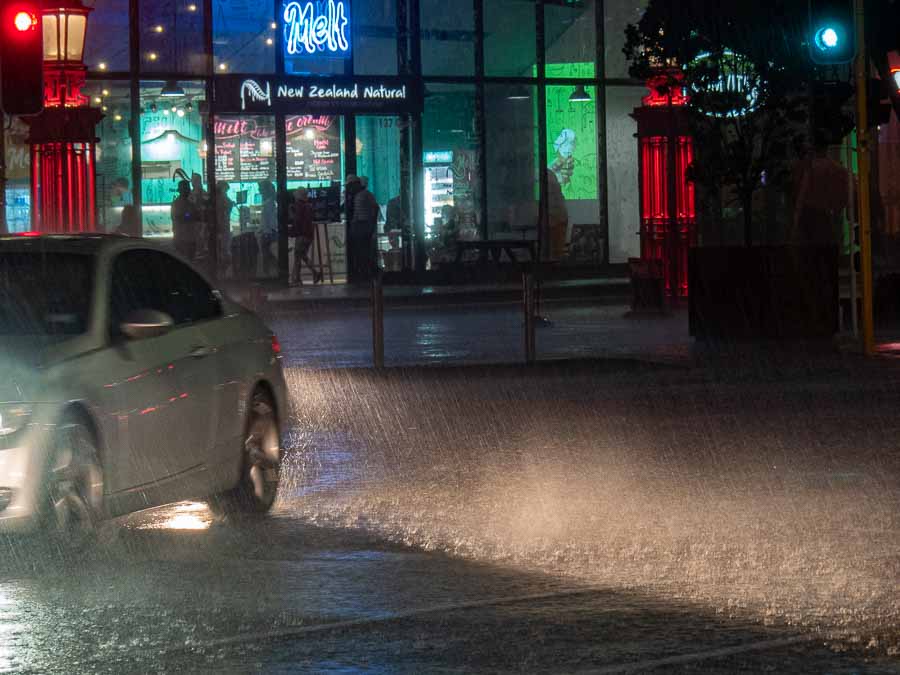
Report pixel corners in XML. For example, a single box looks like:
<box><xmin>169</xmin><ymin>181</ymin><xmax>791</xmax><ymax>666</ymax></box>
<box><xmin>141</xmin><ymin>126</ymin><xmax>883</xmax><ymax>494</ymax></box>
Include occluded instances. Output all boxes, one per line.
<box><xmin>215</xmin><ymin>75</ymin><xmax>422</xmax><ymax>114</ymax></box>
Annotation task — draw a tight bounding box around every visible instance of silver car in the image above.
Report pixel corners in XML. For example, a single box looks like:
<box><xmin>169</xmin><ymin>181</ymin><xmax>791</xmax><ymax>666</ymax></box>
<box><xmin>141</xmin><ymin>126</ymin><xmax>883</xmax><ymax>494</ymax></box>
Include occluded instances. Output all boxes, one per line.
<box><xmin>0</xmin><ymin>234</ymin><xmax>286</xmax><ymax>542</ymax></box>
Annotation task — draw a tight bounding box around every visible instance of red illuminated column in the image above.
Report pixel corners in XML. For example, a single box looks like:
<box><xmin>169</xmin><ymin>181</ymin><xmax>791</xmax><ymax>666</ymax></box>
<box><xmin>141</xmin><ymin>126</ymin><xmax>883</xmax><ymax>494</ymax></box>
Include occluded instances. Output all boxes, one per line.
<box><xmin>630</xmin><ymin>74</ymin><xmax>696</xmax><ymax>298</ymax></box>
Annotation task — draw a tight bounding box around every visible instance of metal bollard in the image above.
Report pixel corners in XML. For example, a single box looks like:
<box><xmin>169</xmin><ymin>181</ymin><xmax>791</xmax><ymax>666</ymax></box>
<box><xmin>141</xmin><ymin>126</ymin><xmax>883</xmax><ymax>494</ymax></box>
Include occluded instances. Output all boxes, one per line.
<box><xmin>523</xmin><ymin>271</ymin><xmax>536</xmax><ymax>364</ymax></box>
<box><xmin>371</xmin><ymin>271</ymin><xmax>385</xmax><ymax>369</ymax></box>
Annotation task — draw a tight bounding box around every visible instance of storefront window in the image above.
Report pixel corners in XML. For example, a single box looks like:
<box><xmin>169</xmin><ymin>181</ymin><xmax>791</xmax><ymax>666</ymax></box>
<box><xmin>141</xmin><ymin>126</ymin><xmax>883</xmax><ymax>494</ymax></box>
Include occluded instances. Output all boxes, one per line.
<box><xmin>356</xmin><ymin>116</ymin><xmax>402</xmax><ymax>218</ymax></box>
<box><xmin>140</xmin><ymin>0</ymin><xmax>206</xmax><ymax>75</ymax></box>
<box><xmin>604</xmin><ymin>0</ymin><xmax>647</xmax><ymax>79</ymax></box>
<box><xmin>139</xmin><ymin>81</ymin><xmax>207</xmax><ymax>240</ymax></box>
<box><xmin>213</xmin><ymin>0</ymin><xmax>276</xmax><ymax>73</ymax></box>
<box><xmin>420</xmin><ymin>0</ymin><xmax>474</xmax><ymax>76</ymax></box>
<box><xmin>545</xmin><ymin>0</ymin><xmax>597</xmax><ymax>79</ymax></box>
<box><xmin>545</xmin><ymin>84</ymin><xmax>602</xmax><ymax>264</ymax></box>
<box><xmin>354</xmin><ymin>1</ymin><xmax>398</xmax><ymax>75</ymax></box>
<box><xmin>605</xmin><ymin>86</ymin><xmax>642</xmax><ymax>263</ymax></box>
<box><xmin>82</xmin><ymin>80</ymin><xmax>134</xmax><ymax>234</ymax></box>
<box><xmin>357</xmin><ymin>115</ymin><xmax>409</xmax><ymax>273</ymax></box>
<box><xmin>214</xmin><ymin>114</ymin><xmax>279</xmax><ymax>277</ymax></box>
<box><xmin>484</xmin><ymin>84</ymin><xmax>539</xmax><ymax>239</ymax></box>
<box><xmin>423</xmin><ymin>84</ymin><xmax>481</xmax><ymax>265</ymax></box>
<box><xmin>83</xmin><ymin>0</ymin><xmax>129</xmax><ymax>73</ymax></box>
<box><xmin>3</xmin><ymin>118</ymin><xmax>32</xmax><ymax>233</ymax></box>
<box><xmin>485</xmin><ymin>0</ymin><xmax>536</xmax><ymax>77</ymax></box>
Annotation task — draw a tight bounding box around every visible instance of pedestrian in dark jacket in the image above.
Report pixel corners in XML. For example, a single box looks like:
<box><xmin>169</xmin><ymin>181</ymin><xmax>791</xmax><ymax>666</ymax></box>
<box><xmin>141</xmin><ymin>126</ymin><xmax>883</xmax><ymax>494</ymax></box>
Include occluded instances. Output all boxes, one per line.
<box><xmin>289</xmin><ymin>188</ymin><xmax>322</xmax><ymax>285</ymax></box>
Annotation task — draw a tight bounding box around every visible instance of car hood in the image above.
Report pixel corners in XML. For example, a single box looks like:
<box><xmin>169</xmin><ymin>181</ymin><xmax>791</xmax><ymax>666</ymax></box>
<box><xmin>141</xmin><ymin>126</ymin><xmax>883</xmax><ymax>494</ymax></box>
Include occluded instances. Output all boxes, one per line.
<box><xmin>0</xmin><ymin>337</ymin><xmax>48</xmax><ymax>402</ymax></box>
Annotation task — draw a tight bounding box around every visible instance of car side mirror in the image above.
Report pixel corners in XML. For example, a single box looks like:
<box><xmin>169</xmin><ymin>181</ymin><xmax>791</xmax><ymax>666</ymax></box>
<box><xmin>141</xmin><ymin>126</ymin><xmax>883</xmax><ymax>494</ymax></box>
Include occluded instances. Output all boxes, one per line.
<box><xmin>120</xmin><ymin>309</ymin><xmax>174</xmax><ymax>340</ymax></box>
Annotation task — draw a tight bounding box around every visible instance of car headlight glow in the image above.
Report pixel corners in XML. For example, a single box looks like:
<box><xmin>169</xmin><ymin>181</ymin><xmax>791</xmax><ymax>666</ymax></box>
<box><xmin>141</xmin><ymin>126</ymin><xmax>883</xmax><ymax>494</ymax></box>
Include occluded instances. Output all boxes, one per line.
<box><xmin>0</xmin><ymin>405</ymin><xmax>33</xmax><ymax>439</ymax></box>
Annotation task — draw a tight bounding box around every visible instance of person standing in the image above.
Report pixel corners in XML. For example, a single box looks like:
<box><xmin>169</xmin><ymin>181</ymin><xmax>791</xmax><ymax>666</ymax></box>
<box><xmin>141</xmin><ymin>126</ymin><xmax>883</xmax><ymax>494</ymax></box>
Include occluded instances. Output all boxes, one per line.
<box><xmin>115</xmin><ymin>205</ymin><xmax>141</xmax><ymax>237</ymax></box>
<box><xmin>351</xmin><ymin>177</ymin><xmax>380</xmax><ymax>283</ymax></box>
<box><xmin>343</xmin><ymin>175</ymin><xmax>362</xmax><ymax>282</ymax></box>
<box><xmin>259</xmin><ymin>180</ymin><xmax>278</xmax><ymax>276</ymax></box>
<box><xmin>288</xmin><ymin>188</ymin><xmax>322</xmax><ymax>285</ymax></box>
<box><xmin>189</xmin><ymin>173</ymin><xmax>210</xmax><ymax>260</ymax></box>
<box><xmin>214</xmin><ymin>181</ymin><xmax>235</xmax><ymax>271</ymax></box>
<box><xmin>171</xmin><ymin>180</ymin><xmax>198</xmax><ymax>261</ymax></box>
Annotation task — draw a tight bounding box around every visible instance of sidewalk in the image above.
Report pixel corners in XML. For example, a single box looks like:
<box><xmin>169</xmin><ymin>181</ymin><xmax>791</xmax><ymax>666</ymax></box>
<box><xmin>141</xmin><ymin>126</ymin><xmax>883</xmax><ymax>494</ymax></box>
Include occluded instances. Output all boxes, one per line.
<box><xmin>222</xmin><ymin>276</ymin><xmax>633</xmax><ymax>311</ymax></box>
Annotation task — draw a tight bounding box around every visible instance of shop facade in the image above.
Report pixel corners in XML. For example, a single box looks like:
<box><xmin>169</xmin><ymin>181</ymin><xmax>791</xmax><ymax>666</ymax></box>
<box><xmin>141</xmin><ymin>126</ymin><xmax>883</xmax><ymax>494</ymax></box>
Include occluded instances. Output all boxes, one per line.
<box><xmin>2</xmin><ymin>0</ymin><xmax>652</xmax><ymax>281</ymax></box>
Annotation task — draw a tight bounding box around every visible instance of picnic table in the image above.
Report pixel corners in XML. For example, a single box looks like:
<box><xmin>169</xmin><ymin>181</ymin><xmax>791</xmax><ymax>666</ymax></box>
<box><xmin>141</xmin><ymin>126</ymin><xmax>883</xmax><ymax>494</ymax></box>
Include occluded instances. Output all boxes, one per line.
<box><xmin>454</xmin><ymin>239</ymin><xmax>537</xmax><ymax>264</ymax></box>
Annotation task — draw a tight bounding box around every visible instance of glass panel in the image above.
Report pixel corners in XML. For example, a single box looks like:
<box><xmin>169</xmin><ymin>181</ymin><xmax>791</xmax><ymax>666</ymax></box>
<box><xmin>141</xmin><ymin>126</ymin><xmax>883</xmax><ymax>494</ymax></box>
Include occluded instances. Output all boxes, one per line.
<box><xmin>67</xmin><ymin>15</ymin><xmax>87</xmax><ymax>62</ymax></box>
<box><xmin>138</xmin><ymin>81</ymin><xmax>208</xmax><ymax>244</ymax></box>
<box><xmin>282</xmin><ymin>0</ymin><xmax>350</xmax><ymax>75</ymax></box>
<box><xmin>285</xmin><ymin>115</ymin><xmax>344</xmax><ymax>186</ymax></box>
<box><xmin>356</xmin><ymin>116</ymin><xmax>406</xmax><ymax>280</ymax></box>
<box><xmin>212</xmin><ymin>0</ymin><xmax>276</xmax><ymax>74</ymax></box>
<box><xmin>421</xmin><ymin>0</ymin><xmax>474</xmax><ymax>76</ymax></box>
<box><xmin>84</xmin><ymin>0</ymin><xmax>130</xmax><ymax>72</ymax></box>
<box><xmin>484</xmin><ymin>84</ymin><xmax>538</xmax><ymax>240</ymax></box>
<box><xmin>545</xmin><ymin>84</ymin><xmax>602</xmax><ymax>264</ymax></box>
<box><xmin>140</xmin><ymin>0</ymin><xmax>206</xmax><ymax>75</ymax></box>
<box><xmin>484</xmin><ymin>0</ymin><xmax>536</xmax><ymax>77</ymax></box>
<box><xmin>354</xmin><ymin>0</ymin><xmax>397</xmax><ymax>75</ymax></box>
<box><xmin>422</xmin><ymin>84</ymin><xmax>481</xmax><ymax>266</ymax></box>
<box><xmin>604</xmin><ymin>0</ymin><xmax>647</xmax><ymax>79</ymax></box>
<box><xmin>213</xmin><ymin>114</ymin><xmax>279</xmax><ymax>278</ymax></box>
<box><xmin>3</xmin><ymin>118</ymin><xmax>32</xmax><ymax>233</ymax></box>
<box><xmin>605</xmin><ymin>86</ymin><xmax>642</xmax><ymax>263</ymax></box>
<box><xmin>82</xmin><ymin>80</ymin><xmax>135</xmax><ymax>234</ymax></box>
<box><xmin>42</xmin><ymin>15</ymin><xmax>60</xmax><ymax>61</ymax></box>
<box><xmin>544</xmin><ymin>0</ymin><xmax>597</xmax><ymax>79</ymax></box>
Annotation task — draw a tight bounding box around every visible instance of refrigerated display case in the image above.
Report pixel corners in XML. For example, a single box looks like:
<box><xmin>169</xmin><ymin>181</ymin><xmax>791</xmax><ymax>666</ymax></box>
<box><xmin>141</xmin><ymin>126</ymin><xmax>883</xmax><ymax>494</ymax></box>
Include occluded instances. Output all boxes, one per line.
<box><xmin>424</xmin><ymin>151</ymin><xmax>454</xmax><ymax>239</ymax></box>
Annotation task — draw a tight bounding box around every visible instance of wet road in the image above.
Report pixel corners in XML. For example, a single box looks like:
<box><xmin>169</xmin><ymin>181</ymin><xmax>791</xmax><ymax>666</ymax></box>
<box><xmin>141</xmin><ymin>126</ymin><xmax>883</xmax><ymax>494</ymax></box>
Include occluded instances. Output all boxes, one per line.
<box><xmin>2</xmin><ymin>357</ymin><xmax>900</xmax><ymax>672</ymax></box>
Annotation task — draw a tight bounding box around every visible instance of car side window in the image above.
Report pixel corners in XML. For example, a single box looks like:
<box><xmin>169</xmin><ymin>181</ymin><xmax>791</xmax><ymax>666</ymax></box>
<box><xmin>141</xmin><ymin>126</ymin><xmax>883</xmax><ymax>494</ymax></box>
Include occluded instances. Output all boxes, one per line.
<box><xmin>110</xmin><ymin>250</ymin><xmax>169</xmax><ymax>335</ymax></box>
<box><xmin>110</xmin><ymin>249</ymin><xmax>221</xmax><ymax>335</ymax></box>
<box><xmin>164</xmin><ymin>256</ymin><xmax>222</xmax><ymax>325</ymax></box>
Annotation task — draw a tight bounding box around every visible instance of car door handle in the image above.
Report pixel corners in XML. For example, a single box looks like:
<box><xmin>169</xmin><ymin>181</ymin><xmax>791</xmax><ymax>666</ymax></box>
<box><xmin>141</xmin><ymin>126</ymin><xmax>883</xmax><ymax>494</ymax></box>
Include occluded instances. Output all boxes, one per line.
<box><xmin>190</xmin><ymin>345</ymin><xmax>213</xmax><ymax>358</ymax></box>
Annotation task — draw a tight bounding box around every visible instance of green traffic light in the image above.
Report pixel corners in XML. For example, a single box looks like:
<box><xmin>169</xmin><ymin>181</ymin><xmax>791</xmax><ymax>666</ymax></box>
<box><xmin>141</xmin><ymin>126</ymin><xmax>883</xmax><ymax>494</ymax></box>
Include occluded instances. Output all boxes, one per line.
<box><xmin>815</xmin><ymin>27</ymin><xmax>839</xmax><ymax>50</ymax></box>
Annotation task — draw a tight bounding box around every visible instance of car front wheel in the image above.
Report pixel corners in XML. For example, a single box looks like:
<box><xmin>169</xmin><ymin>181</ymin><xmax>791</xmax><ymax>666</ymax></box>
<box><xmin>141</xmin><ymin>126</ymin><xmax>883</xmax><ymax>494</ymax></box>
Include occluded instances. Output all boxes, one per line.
<box><xmin>41</xmin><ymin>422</ymin><xmax>104</xmax><ymax>548</ymax></box>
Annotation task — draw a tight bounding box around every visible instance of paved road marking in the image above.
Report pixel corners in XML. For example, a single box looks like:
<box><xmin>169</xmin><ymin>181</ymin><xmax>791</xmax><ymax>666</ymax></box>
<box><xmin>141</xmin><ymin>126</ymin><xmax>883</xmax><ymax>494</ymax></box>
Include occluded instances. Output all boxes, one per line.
<box><xmin>578</xmin><ymin>635</ymin><xmax>823</xmax><ymax>673</ymax></box>
<box><xmin>163</xmin><ymin>586</ymin><xmax>822</xmax><ymax>670</ymax></box>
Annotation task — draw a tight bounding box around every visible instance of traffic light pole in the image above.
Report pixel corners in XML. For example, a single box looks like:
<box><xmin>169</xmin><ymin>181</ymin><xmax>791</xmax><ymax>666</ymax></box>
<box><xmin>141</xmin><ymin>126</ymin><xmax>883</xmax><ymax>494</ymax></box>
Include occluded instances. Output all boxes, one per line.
<box><xmin>854</xmin><ymin>0</ymin><xmax>875</xmax><ymax>355</ymax></box>
<box><xmin>0</xmin><ymin>111</ymin><xmax>6</xmax><ymax>234</ymax></box>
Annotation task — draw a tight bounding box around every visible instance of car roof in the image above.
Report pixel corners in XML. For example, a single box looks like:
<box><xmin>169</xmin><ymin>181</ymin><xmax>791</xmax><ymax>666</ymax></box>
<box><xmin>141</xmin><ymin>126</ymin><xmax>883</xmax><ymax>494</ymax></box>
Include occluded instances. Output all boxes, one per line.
<box><xmin>0</xmin><ymin>233</ymin><xmax>158</xmax><ymax>255</ymax></box>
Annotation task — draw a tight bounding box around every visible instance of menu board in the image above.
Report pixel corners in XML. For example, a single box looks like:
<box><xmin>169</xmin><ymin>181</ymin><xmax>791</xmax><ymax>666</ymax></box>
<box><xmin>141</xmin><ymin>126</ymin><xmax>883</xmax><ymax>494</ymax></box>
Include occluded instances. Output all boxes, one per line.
<box><xmin>285</xmin><ymin>115</ymin><xmax>342</xmax><ymax>183</ymax></box>
<box><xmin>307</xmin><ymin>184</ymin><xmax>342</xmax><ymax>222</ymax></box>
<box><xmin>214</xmin><ymin>116</ymin><xmax>276</xmax><ymax>183</ymax></box>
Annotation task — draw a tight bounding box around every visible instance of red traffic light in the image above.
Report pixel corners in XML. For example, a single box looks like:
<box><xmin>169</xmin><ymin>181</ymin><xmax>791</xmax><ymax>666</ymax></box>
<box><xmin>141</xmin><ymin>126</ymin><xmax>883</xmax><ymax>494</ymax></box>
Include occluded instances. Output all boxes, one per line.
<box><xmin>13</xmin><ymin>11</ymin><xmax>36</xmax><ymax>32</ymax></box>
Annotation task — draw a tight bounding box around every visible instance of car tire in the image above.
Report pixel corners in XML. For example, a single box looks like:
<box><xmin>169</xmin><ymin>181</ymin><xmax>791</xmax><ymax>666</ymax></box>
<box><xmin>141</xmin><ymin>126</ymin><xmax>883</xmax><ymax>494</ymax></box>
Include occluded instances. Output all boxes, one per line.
<box><xmin>39</xmin><ymin>421</ymin><xmax>105</xmax><ymax>550</ymax></box>
<box><xmin>209</xmin><ymin>390</ymin><xmax>281</xmax><ymax>515</ymax></box>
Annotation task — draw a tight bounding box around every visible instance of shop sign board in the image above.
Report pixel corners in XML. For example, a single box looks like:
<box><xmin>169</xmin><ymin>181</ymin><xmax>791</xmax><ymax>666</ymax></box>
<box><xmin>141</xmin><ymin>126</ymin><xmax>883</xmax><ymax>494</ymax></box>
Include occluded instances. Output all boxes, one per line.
<box><xmin>215</xmin><ymin>75</ymin><xmax>422</xmax><ymax>114</ymax></box>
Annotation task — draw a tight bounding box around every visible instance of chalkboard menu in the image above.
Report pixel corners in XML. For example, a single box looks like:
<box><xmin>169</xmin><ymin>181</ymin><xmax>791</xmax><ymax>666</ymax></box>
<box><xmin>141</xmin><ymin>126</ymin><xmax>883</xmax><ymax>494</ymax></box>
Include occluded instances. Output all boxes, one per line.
<box><xmin>214</xmin><ymin>116</ymin><xmax>276</xmax><ymax>183</ymax></box>
<box><xmin>285</xmin><ymin>115</ymin><xmax>342</xmax><ymax>183</ymax></box>
<box><xmin>307</xmin><ymin>183</ymin><xmax>342</xmax><ymax>222</ymax></box>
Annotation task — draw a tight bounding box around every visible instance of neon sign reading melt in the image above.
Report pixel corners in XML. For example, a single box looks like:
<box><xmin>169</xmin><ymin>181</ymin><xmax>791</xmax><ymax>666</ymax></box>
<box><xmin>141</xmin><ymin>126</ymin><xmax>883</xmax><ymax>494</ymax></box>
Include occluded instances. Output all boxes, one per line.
<box><xmin>283</xmin><ymin>0</ymin><xmax>350</xmax><ymax>56</ymax></box>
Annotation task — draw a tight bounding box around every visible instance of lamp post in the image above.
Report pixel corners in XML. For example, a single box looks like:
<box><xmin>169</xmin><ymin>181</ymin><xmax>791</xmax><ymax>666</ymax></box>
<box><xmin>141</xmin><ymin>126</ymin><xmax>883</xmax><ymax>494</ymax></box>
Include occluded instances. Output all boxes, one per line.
<box><xmin>25</xmin><ymin>0</ymin><xmax>103</xmax><ymax>232</ymax></box>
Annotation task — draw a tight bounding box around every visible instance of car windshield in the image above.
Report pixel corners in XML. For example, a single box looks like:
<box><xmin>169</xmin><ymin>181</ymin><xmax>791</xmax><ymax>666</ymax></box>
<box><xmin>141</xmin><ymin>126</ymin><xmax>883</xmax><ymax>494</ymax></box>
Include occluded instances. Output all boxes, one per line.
<box><xmin>0</xmin><ymin>251</ymin><xmax>93</xmax><ymax>336</ymax></box>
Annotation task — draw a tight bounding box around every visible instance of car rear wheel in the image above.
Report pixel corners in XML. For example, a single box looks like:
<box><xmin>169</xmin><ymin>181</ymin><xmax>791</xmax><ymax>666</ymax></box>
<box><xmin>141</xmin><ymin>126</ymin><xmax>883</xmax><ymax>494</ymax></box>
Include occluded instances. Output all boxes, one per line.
<box><xmin>41</xmin><ymin>422</ymin><xmax>104</xmax><ymax>549</ymax></box>
<box><xmin>209</xmin><ymin>391</ymin><xmax>281</xmax><ymax>515</ymax></box>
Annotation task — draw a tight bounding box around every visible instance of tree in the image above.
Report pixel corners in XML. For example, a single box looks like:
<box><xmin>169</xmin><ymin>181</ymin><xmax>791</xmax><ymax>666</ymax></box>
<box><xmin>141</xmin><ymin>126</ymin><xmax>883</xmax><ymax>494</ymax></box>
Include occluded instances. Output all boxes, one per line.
<box><xmin>623</xmin><ymin>1</ymin><xmax>824</xmax><ymax>246</ymax></box>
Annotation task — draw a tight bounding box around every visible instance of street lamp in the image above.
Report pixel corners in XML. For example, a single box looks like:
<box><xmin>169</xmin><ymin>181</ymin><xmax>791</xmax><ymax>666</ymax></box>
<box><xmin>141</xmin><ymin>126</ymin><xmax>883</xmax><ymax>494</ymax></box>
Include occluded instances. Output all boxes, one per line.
<box><xmin>40</xmin><ymin>0</ymin><xmax>93</xmax><ymax>107</ymax></box>
<box><xmin>42</xmin><ymin>0</ymin><xmax>92</xmax><ymax>65</ymax></box>
<box><xmin>24</xmin><ymin>0</ymin><xmax>103</xmax><ymax>232</ymax></box>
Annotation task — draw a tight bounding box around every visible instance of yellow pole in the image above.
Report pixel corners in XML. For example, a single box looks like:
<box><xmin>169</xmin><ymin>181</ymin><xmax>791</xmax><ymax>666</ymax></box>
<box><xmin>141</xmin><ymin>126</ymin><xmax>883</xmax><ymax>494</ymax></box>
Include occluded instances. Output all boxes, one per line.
<box><xmin>854</xmin><ymin>0</ymin><xmax>875</xmax><ymax>355</ymax></box>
